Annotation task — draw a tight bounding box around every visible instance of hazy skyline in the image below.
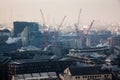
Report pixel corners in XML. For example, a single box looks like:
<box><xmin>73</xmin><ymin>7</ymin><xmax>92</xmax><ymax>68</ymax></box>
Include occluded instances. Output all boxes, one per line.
<box><xmin>0</xmin><ymin>0</ymin><xmax>120</xmax><ymax>27</ymax></box>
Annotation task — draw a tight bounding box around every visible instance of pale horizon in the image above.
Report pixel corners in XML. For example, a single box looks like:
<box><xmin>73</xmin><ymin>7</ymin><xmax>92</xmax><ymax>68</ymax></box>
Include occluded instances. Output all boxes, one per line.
<box><xmin>0</xmin><ymin>0</ymin><xmax>120</xmax><ymax>30</ymax></box>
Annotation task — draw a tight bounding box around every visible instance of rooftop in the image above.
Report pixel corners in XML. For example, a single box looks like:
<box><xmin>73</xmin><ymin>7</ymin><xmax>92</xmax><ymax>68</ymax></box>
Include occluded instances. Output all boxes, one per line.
<box><xmin>14</xmin><ymin>72</ymin><xmax>57</xmax><ymax>80</ymax></box>
<box><xmin>69</xmin><ymin>66</ymin><xmax>111</xmax><ymax>76</ymax></box>
<box><xmin>0</xmin><ymin>29</ymin><xmax>10</xmax><ymax>33</ymax></box>
<box><xmin>9</xmin><ymin>59</ymin><xmax>73</xmax><ymax>64</ymax></box>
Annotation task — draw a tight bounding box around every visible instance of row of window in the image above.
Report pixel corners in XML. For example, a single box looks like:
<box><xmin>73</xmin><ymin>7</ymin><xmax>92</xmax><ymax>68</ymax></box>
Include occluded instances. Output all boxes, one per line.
<box><xmin>9</xmin><ymin>62</ymin><xmax>72</xmax><ymax>69</ymax></box>
<box><xmin>75</xmin><ymin>74</ymin><xmax>110</xmax><ymax>79</ymax></box>
<box><xmin>83</xmin><ymin>75</ymin><xmax>102</xmax><ymax>78</ymax></box>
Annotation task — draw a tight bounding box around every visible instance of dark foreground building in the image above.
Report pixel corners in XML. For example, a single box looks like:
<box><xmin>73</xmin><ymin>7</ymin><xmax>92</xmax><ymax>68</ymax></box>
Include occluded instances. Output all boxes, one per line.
<box><xmin>8</xmin><ymin>59</ymin><xmax>75</xmax><ymax>80</ymax></box>
<box><xmin>60</xmin><ymin>66</ymin><xmax>112</xmax><ymax>80</ymax></box>
<box><xmin>0</xmin><ymin>57</ymin><xmax>11</xmax><ymax>80</ymax></box>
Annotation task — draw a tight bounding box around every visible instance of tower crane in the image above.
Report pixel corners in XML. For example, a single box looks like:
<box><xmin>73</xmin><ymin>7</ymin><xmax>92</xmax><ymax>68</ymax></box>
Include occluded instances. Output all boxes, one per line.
<box><xmin>75</xmin><ymin>8</ymin><xmax>82</xmax><ymax>37</ymax></box>
<box><xmin>40</xmin><ymin>9</ymin><xmax>49</xmax><ymax>47</ymax></box>
<box><xmin>52</xmin><ymin>16</ymin><xmax>66</xmax><ymax>46</ymax></box>
<box><xmin>40</xmin><ymin>9</ymin><xmax>46</xmax><ymax>26</ymax></box>
<box><xmin>86</xmin><ymin>20</ymin><xmax>95</xmax><ymax>35</ymax></box>
<box><xmin>82</xmin><ymin>20</ymin><xmax>95</xmax><ymax>48</ymax></box>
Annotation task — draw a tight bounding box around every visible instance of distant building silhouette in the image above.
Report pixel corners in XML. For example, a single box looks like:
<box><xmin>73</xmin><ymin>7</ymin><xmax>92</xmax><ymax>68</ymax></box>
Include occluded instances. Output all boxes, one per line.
<box><xmin>13</xmin><ymin>21</ymin><xmax>39</xmax><ymax>37</ymax></box>
<box><xmin>0</xmin><ymin>29</ymin><xmax>11</xmax><ymax>44</ymax></box>
<box><xmin>14</xmin><ymin>21</ymin><xmax>44</xmax><ymax>47</ymax></box>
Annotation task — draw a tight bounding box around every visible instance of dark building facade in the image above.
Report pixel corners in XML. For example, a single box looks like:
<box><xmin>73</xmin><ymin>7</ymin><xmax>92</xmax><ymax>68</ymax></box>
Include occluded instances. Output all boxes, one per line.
<box><xmin>14</xmin><ymin>21</ymin><xmax>45</xmax><ymax>47</ymax></box>
<box><xmin>0</xmin><ymin>57</ymin><xmax>11</xmax><ymax>80</ymax></box>
<box><xmin>0</xmin><ymin>29</ymin><xmax>11</xmax><ymax>44</ymax></box>
<box><xmin>113</xmin><ymin>35</ymin><xmax>120</xmax><ymax>46</ymax></box>
<box><xmin>8</xmin><ymin>59</ymin><xmax>75</xmax><ymax>80</ymax></box>
<box><xmin>21</xmin><ymin>26</ymin><xmax>44</xmax><ymax>47</ymax></box>
<box><xmin>61</xmin><ymin>66</ymin><xmax>112</xmax><ymax>80</ymax></box>
<box><xmin>13</xmin><ymin>21</ymin><xmax>39</xmax><ymax>37</ymax></box>
<box><xmin>0</xmin><ymin>43</ymin><xmax>21</xmax><ymax>53</ymax></box>
<box><xmin>88</xmin><ymin>33</ymin><xmax>111</xmax><ymax>47</ymax></box>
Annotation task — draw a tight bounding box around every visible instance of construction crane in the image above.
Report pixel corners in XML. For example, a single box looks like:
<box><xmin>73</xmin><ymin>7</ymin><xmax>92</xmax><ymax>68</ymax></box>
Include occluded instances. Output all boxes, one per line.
<box><xmin>75</xmin><ymin>8</ymin><xmax>82</xmax><ymax>37</ymax></box>
<box><xmin>52</xmin><ymin>16</ymin><xmax>66</xmax><ymax>46</ymax></box>
<box><xmin>82</xmin><ymin>20</ymin><xmax>95</xmax><ymax>48</ymax></box>
<box><xmin>40</xmin><ymin>9</ymin><xmax>49</xmax><ymax>47</ymax></box>
<box><xmin>40</xmin><ymin>9</ymin><xmax>46</xmax><ymax>26</ymax></box>
<box><xmin>86</xmin><ymin>20</ymin><xmax>95</xmax><ymax>35</ymax></box>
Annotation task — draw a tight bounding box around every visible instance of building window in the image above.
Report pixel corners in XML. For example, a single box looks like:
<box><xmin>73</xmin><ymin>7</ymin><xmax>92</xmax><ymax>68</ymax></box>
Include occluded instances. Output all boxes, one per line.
<box><xmin>76</xmin><ymin>76</ymin><xmax>80</xmax><ymax>79</ymax></box>
<box><xmin>83</xmin><ymin>76</ymin><xmax>87</xmax><ymax>78</ymax></box>
<box><xmin>76</xmin><ymin>76</ymin><xmax>78</xmax><ymax>79</ymax></box>
<box><xmin>105</xmin><ymin>74</ymin><xmax>108</xmax><ymax>78</ymax></box>
<box><xmin>78</xmin><ymin>76</ymin><xmax>80</xmax><ymax>78</ymax></box>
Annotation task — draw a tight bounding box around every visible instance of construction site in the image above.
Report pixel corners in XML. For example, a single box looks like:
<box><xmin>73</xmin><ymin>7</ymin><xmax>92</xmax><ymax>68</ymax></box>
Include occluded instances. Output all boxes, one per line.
<box><xmin>0</xmin><ymin>8</ymin><xmax>120</xmax><ymax>80</ymax></box>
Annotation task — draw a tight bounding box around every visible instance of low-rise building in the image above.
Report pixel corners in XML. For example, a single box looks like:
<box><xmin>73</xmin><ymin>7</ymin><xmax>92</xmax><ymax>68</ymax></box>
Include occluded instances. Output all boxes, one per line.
<box><xmin>60</xmin><ymin>66</ymin><xmax>112</xmax><ymax>80</ymax></box>
<box><xmin>0</xmin><ymin>29</ymin><xmax>11</xmax><ymax>37</ymax></box>
<box><xmin>0</xmin><ymin>29</ymin><xmax>11</xmax><ymax>44</ymax></box>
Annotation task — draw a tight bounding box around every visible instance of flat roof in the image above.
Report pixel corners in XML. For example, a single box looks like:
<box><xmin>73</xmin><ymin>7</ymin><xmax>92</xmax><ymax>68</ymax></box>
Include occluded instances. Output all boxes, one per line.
<box><xmin>14</xmin><ymin>72</ymin><xmax>57</xmax><ymax>80</ymax></box>
<box><xmin>32</xmin><ymin>73</ymin><xmax>40</xmax><ymax>77</ymax></box>
<box><xmin>15</xmin><ymin>74</ymin><xmax>24</xmax><ymax>79</ymax></box>
<box><xmin>9</xmin><ymin>59</ymin><xmax>48</xmax><ymax>64</ymax></box>
<box><xmin>23</xmin><ymin>74</ymin><xmax>32</xmax><ymax>79</ymax></box>
<box><xmin>9</xmin><ymin>59</ymin><xmax>73</xmax><ymax>65</ymax></box>
<box><xmin>48</xmin><ymin>72</ymin><xmax>57</xmax><ymax>78</ymax></box>
<box><xmin>69</xmin><ymin>66</ymin><xmax>111</xmax><ymax>76</ymax></box>
<box><xmin>40</xmin><ymin>73</ymin><xmax>49</xmax><ymax>78</ymax></box>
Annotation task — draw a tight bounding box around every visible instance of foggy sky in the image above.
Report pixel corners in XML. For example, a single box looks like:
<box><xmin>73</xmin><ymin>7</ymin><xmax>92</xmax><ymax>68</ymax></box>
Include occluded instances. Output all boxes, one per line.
<box><xmin>0</xmin><ymin>0</ymin><xmax>120</xmax><ymax>26</ymax></box>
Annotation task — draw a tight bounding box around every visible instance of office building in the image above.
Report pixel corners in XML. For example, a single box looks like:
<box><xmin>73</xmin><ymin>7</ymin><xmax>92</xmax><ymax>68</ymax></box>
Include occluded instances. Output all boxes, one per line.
<box><xmin>13</xmin><ymin>21</ymin><xmax>44</xmax><ymax>47</ymax></box>
<box><xmin>13</xmin><ymin>21</ymin><xmax>39</xmax><ymax>37</ymax></box>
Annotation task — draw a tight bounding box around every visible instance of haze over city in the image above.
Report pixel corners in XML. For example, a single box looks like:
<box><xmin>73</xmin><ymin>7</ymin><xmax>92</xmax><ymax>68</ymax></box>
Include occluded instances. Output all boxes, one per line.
<box><xmin>1</xmin><ymin>1</ymin><xmax>120</xmax><ymax>80</ymax></box>
<box><xmin>0</xmin><ymin>0</ymin><xmax>120</xmax><ymax>30</ymax></box>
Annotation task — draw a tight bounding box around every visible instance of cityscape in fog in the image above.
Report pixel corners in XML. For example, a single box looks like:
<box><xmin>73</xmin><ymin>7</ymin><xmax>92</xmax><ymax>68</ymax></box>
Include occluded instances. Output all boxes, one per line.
<box><xmin>0</xmin><ymin>0</ymin><xmax>120</xmax><ymax>80</ymax></box>
<box><xmin>0</xmin><ymin>0</ymin><xmax>120</xmax><ymax>31</ymax></box>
